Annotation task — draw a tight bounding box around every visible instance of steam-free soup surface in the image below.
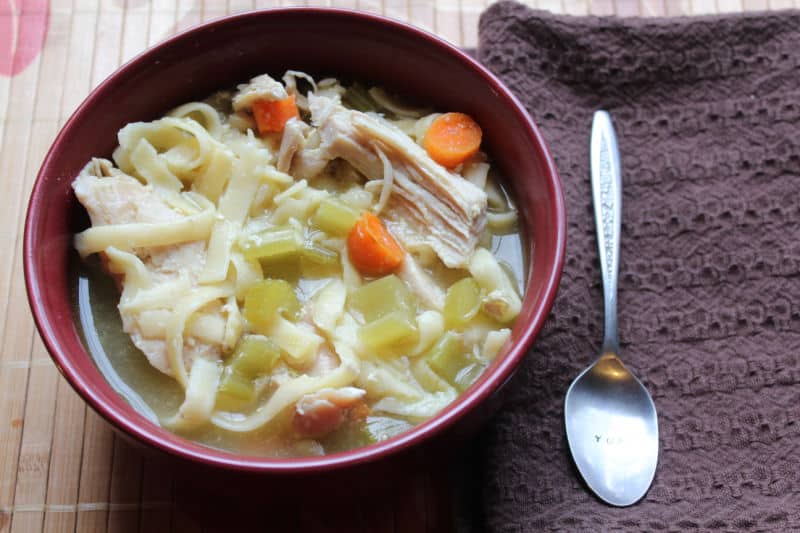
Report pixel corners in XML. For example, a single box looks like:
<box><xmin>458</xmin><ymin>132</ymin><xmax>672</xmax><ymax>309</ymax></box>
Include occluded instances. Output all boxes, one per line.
<box><xmin>72</xmin><ymin>72</ymin><xmax>525</xmax><ymax>457</ymax></box>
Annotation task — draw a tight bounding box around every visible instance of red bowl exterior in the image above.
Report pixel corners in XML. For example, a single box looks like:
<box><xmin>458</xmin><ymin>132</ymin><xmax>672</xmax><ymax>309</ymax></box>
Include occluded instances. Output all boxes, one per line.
<box><xmin>24</xmin><ymin>8</ymin><xmax>565</xmax><ymax>473</ymax></box>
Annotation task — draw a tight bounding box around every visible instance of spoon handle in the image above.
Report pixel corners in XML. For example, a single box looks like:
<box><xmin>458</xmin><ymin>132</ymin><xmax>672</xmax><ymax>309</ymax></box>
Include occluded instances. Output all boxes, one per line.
<box><xmin>590</xmin><ymin>111</ymin><xmax>621</xmax><ymax>354</ymax></box>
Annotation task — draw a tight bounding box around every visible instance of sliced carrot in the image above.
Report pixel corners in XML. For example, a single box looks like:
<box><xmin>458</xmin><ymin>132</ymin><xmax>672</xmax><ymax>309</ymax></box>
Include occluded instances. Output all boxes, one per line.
<box><xmin>252</xmin><ymin>94</ymin><xmax>299</xmax><ymax>134</ymax></box>
<box><xmin>347</xmin><ymin>212</ymin><xmax>405</xmax><ymax>277</ymax></box>
<box><xmin>423</xmin><ymin>112</ymin><xmax>483</xmax><ymax>168</ymax></box>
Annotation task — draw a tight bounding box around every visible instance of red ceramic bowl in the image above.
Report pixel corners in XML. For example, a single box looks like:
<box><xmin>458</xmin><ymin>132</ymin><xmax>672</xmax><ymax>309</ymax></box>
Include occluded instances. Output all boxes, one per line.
<box><xmin>24</xmin><ymin>8</ymin><xmax>565</xmax><ymax>473</ymax></box>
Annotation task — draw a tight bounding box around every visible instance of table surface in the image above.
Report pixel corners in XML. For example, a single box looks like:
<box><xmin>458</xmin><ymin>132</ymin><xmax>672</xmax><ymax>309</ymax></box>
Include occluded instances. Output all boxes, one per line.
<box><xmin>2</xmin><ymin>0</ymin><xmax>797</xmax><ymax>532</ymax></box>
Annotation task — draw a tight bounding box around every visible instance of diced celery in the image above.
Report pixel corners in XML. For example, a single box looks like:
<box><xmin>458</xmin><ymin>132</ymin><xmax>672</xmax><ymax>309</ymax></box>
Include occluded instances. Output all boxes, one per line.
<box><xmin>426</xmin><ymin>332</ymin><xmax>469</xmax><ymax>384</ymax></box>
<box><xmin>358</xmin><ymin>310</ymin><xmax>419</xmax><ymax>353</ymax></box>
<box><xmin>260</xmin><ymin>256</ymin><xmax>300</xmax><ymax>283</ymax></box>
<box><xmin>320</xmin><ymin>420</ymin><xmax>376</xmax><ymax>453</ymax></box>
<box><xmin>229</xmin><ymin>335</ymin><xmax>281</xmax><ymax>378</ymax></box>
<box><xmin>349</xmin><ymin>275</ymin><xmax>415</xmax><ymax>323</ymax></box>
<box><xmin>312</xmin><ymin>198</ymin><xmax>361</xmax><ymax>236</ymax></box>
<box><xmin>241</xmin><ymin>226</ymin><xmax>301</xmax><ymax>262</ymax></box>
<box><xmin>243</xmin><ymin>279</ymin><xmax>300</xmax><ymax>332</ymax></box>
<box><xmin>453</xmin><ymin>362</ymin><xmax>487</xmax><ymax>392</ymax></box>
<box><xmin>301</xmin><ymin>244</ymin><xmax>339</xmax><ymax>266</ymax></box>
<box><xmin>444</xmin><ymin>277</ymin><xmax>481</xmax><ymax>328</ymax></box>
<box><xmin>217</xmin><ymin>369</ymin><xmax>255</xmax><ymax>402</ymax></box>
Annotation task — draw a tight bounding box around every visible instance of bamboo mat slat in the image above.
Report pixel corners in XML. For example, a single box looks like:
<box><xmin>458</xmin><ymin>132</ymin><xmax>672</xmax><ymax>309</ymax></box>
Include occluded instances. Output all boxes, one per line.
<box><xmin>1</xmin><ymin>0</ymin><xmax>797</xmax><ymax>531</ymax></box>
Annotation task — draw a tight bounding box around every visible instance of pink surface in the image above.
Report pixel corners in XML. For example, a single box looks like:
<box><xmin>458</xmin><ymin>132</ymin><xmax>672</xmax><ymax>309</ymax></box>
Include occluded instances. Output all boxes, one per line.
<box><xmin>0</xmin><ymin>0</ymin><xmax>49</xmax><ymax>77</ymax></box>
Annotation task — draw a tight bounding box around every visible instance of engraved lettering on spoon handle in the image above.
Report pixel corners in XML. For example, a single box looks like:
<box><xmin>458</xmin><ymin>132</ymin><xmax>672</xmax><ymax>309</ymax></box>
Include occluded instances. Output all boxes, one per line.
<box><xmin>590</xmin><ymin>111</ymin><xmax>621</xmax><ymax>354</ymax></box>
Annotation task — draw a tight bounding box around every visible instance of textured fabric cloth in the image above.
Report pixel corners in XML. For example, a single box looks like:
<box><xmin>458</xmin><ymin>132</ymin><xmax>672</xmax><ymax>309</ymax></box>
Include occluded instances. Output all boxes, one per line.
<box><xmin>474</xmin><ymin>3</ymin><xmax>800</xmax><ymax>531</ymax></box>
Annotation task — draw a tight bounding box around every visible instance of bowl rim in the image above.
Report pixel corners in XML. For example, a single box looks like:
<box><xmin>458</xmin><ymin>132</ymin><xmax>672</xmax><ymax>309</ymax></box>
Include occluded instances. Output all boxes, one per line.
<box><xmin>24</xmin><ymin>6</ymin><xmax>566</xmax><ymax>473</ymax></box>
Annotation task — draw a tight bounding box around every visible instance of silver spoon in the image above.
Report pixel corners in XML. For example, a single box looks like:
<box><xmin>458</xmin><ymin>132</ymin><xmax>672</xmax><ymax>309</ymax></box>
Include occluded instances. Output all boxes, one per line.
<box><xmin>564</xmin><ymin>110</ymin><xmax>659</xmax><ymax>507</ymax></box>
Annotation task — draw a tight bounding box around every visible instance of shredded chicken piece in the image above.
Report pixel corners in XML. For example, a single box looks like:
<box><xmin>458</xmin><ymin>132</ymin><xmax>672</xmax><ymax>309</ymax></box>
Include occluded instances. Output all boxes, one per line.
<box><xmin>276</xmin><ymin>117</ymin><xmax>309</xmax><ymax>173</ymax></box>
<box><xmin>293</xmin><ymin>387</ymin><xmax>367</xmax><ymax>437</ymax></box>
<box><xmin>72</xmin><ymin>159</ymin><xmax>222</xmax><ymax>375</ymax></box>
<box><xmin>292</xmin><ymin>95</ymin><xmax>487</xmax><ymax>268</ymax></box>
<box><xmin>232</xmin><ymin>73</ymin><xmax>288</xmax><ymax>112</ymax></box>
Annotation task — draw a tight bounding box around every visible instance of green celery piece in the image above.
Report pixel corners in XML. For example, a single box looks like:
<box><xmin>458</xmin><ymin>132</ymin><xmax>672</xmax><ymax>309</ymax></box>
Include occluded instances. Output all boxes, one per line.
<box><xmin>349</xmin><ymin>275</ymin><xmax>415</xmax><ymax>323</ymax></box>
<box><xmin>301</xmin><ymin>244</ymin><xmax>339</xmax><ymax>266</ymax></box>
<box><xmin>312</xmin><ymin>198</ymin><xmax>361</xmax><ymax>236</ymax></box>
<box><xmin>243</xmin><ymin>279</ymin><xmax>300</xmax><ymax>333</ymax></box>
<box><xmin>217</xmin><ymin>369</ymin><xmax>255</xmax><ymax>402</ymax></box>
<box><xmin>241</xmin><ymin>226</ymin><xmax>301</xmax><ymax>262</ymax></box>
<box><xmin>320</xmin><ymin>420</ymin><xmax>376</xmax><ymax>453</ymax></box>
<box><xmin>426</xmin><ymin>332</ymin><xmax>469</xmax><ymax>384</ymax></box>
<box><xmin>229</xmin><ymin>335</ymin><xmax>281</xmax><ymax>378</ymax></box>
<box><xmin>260</xmin><ymin>256</ymin><xmax>300</xmax><ymax>283</ymax></box>
<box><xmin>358</xmin><ymin>310</ymin><xmax>419</xmax><ymax>353</ymax></box>
<box><xmin>444</xmin><ymin>277</ymin><xmax>481</xmax><ymax>328</ymax></box>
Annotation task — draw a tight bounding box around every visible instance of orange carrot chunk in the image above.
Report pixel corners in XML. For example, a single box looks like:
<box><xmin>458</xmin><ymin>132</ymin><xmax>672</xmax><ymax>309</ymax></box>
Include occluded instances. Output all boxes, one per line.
<box><xmin>347</xmin><ymin>212</ymin><xmax>405</xmax><ymax>277</ymax></box>
<box><xmin>422</xmin><ymin>112</ymin><xmax>483</xmax><ymax>168</ymax></box>
<box><xmin>252</xmin><ymin>95</ymin><xmax>299</xmax><ymax>134</ymax></box>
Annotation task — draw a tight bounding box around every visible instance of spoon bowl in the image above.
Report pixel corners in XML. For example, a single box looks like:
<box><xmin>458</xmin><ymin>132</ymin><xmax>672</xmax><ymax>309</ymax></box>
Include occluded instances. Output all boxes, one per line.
<box><xmin>565</xmin><ymin>353</ymin><xmax>659</xmax><ymax>506</ymax></box>
<box><xmin>564</xmin><ymin>111</ymin><xmax>659</xmax><ymax>506</ymax></box>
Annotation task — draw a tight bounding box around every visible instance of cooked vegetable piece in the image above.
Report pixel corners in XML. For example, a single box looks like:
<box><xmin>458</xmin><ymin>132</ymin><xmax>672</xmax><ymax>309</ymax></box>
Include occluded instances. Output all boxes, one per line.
<box><xmin>313</xmin><ymin>198</ymin><xmax>361</xmax><ymax>236</ymax></box>
<box><xmin>301</xmin><ymin>244</ymin><xmax>339</xmax><ymax>266</ymax></box>
<box><xmin>358</xmin><ymin>310</ymin><xmax>419</xmax><ymax>352</ymax></box>
<box><xmin>426</xmin><ymin>332</ymin><xmax>469</xmax><ymax>384</ymax></box>
<box><xmin>349</xmin><ymin>274</ymin><xmax>415</xmax><ymax>323</ymax></box>
<box><xmin>243</xmin><ymin>279</ymin><xmax>300</xmax><ymax>332</ymax></box>
<box><xmin>217</xmin><ymin>370</ymin><xmax>255</xmax><ymax>402</ymax></box>
<box><xmin>346</xmin><ymin>212</ymin><xmax>404</xmax><ymax>277</ymax></box>
<box><xmin>241</xmin><ymin>226</ymin><xmax>301</xmax><ymax>262</ymax></box>
<box><xmin>422</xmin><ymin>112</ymin><xmax>483</xmax><ymax>168</ymax></box>
<box><xmin>443</xmin><ymin>277</ymin><xmax>481</xmax><ymax>328</ymax></box>
<box><xmin>321</xmin><ymin>420</ymin><xmax>375</xmax><ymax>452</ymax></box>
<box><xmin>229</xmin><ymin>335</ymin><xmax>281</xmax><ymax>378</ymax></box>
<box><xmin>260</xmin><ymin>256</ymin><xmax>300</xmax><ymax>283</ymax></box>
<box><xmin>252</xmin><ymin>95</ymin><xmax>299</xmax><ymax>134</ymax></box>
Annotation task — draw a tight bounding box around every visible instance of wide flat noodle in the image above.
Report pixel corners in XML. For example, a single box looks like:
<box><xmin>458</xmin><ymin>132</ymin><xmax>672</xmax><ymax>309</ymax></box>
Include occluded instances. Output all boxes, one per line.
<box><xmin>115</xmin><ymin>117</ymin><xmax>216</xmax><ymax>176</ymax></box>
<box><xmin>165</xmin><ymin>357</ymin><xmax>222</xmax><ymax>431</ymax></box>
<box><xmin>372</xmin><ymin>390</ymin><xmax>456</xmax><ymax>421</ymax></box>
<box><xmin>169</xmin><ymin>102</ymin><xmax>223</xmax><ymax>139</ymax></box>
<box><xmin>74</xmin><ymin>209</ymin><xmax>215</xmax><ymax>257</ymax></box>
<box><xmin>166</xmin><ymin>284</ymin><xmax>233</xmax><ymax>387</ymax></box>
<box><xmin>120</xmin><ymin>275</ymin><xmax>192</xmax><ymax>314</ymax></box>
<box><xmin>104</xmin><ymin>247</ymin><xmax>152</xmax><ymax>302</ymax></box>
<box><xmin>200</xmin><ymin>219</ymin><xmax>236</xmax><ymax>283</ymax></box>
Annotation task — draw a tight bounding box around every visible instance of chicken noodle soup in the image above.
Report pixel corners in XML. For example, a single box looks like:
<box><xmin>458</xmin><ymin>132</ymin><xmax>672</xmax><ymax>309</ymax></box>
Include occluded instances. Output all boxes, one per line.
<box><xmin>72</xmin><ymin>71</ymin><xmax>524</xmax><ymax>456</ymax></box>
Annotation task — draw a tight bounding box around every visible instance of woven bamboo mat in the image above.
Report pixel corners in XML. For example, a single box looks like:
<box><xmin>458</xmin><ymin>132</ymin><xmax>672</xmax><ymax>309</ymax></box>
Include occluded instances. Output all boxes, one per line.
<box><xmin>2</xmin><ymin>0</ymin><xmax>796</xmax><ymax>531</ymax></box>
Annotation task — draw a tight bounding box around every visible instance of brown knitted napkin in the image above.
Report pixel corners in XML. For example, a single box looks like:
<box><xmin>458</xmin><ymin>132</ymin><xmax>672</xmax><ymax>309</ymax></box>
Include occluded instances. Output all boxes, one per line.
<box><xmin>470</xmin><ymin>2</ymin><xmax>800</xmax><ymax>531</ymax></box>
